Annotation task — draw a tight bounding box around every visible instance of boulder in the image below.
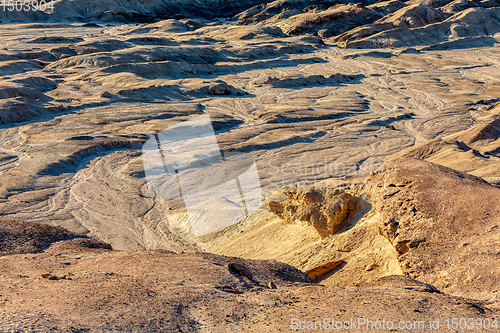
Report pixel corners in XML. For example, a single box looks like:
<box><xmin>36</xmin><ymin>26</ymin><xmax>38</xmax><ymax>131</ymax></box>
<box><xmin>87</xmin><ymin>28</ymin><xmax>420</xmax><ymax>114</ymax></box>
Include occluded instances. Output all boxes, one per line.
<box><xmin>268</xmin><ymin>187</ymin><xmax>359</xmax><ymax>237</ymax></box>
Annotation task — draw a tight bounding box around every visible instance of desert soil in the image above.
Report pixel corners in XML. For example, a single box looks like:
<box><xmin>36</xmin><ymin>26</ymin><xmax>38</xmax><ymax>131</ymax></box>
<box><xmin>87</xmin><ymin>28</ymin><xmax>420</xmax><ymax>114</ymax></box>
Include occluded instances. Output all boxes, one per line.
<box><xmin>1</xmin><ymin>0</ymin><xmax>500</xmax><ymax>331</ymax></box>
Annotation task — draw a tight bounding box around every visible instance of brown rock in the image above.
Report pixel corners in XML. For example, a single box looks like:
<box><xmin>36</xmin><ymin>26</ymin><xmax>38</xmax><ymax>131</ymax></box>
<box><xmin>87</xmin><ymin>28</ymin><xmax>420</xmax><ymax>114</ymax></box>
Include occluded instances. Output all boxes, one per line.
<box><xmin>3</xmin><ymin>250</ymin><xmax>495</xmax><ymax>331</ymax></box>
<box><xmin>207</xmin><ymin>82</ymin><xmax>232</xmax><ymax>95</ymax></box>
<box><xmin>305</xmin><ymin>260</ymin><xmax>344</xmax><ymax>282</ymax></box>
<box><xmin>365</xmin><ymin>264</ymin><xmax>376</xmax><ymax>271</ymax></box>
<box><xmin>41</xmin><ymin>273</ymin><xmax>59</xmax><ymax>280</ymax></box>
<box><xmin>268</xmin><ymin>187</ymin><xmax>359</xmax><ymax>237</ymax></box>
<box><xmin>226</xmin><ymin>262</ymin><xmax>253</xmax><ymax>281</ymax></box>
<box><xmin>100</xmin><ymin>91</ymin><xmax>112</xmax><ymax>98</ymax></box>
<box><xmin>364</xmin><ymin>158</ymin><xmax>500</xmax><ymax>300</ymax></box>
<box><xmin>0</xmin><ymin>221</ymin><xmax>76</xmax><ymax>256</ymax></box>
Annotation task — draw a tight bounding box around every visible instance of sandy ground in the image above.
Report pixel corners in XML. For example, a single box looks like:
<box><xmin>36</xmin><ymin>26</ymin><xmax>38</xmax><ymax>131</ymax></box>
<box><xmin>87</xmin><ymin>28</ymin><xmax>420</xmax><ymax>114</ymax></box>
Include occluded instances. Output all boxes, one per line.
<box><xmin>0</xmin><ymin>233</ymin><xmax>498</xmax><ymax>332</ymax></box>
<box><xmin>0</xmin><ymin>19</ymin><xmax>499</xmax><ymax>252</ymax></box>
<box><xmin>1</xmin><ymin>0</ymin><xmax>500</xmax><ymax>330</ymax></box>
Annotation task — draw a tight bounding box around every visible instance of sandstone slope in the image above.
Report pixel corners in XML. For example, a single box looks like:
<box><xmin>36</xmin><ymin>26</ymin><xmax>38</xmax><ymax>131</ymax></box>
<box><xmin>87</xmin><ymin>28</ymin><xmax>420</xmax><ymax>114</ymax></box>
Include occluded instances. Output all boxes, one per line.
<box><xmin>389</xmin><ymin>101</ymin><xmax>500</xmax><ymax>183</ymax></box>
<box><xmin>1</xmin><ymin>18</ymin><xmax>498</xmax><ymax>251</ymax></box>
<box><xmin>1</xmin><ymin>221</ymin><xmax>498</xmax><ymax>332</ymax></box>
<box><xmin>0</xmin><ymin>3</ymin><xmax>499</xmax><ymax>330</ymax></box>
<box><xmin>362</xmin><ymin>158</ymin><xmax>500</xmax><ymax>302</ymax></box>
<box><xmin>209</xmin><ymin>157</ymin><xmax>500</xmax><ymax>305</ymax></box>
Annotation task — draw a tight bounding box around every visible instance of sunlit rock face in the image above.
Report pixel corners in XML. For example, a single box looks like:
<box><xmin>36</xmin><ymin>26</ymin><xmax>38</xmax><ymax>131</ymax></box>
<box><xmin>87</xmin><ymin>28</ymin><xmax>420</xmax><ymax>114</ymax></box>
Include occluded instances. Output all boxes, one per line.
<box><xmin>268</xmin><ymin>187</ymin><xmax>359</xmax><ymax>237</ymax></box>
<box><xmin>0</xmin><ymin>0</ymin><xmax>499</xmax><ymax>254</ymax></box>
<box><xmin>1</xmin><ymin>0</ymin><xmax>500</xmax><ymax>330</ymax></box>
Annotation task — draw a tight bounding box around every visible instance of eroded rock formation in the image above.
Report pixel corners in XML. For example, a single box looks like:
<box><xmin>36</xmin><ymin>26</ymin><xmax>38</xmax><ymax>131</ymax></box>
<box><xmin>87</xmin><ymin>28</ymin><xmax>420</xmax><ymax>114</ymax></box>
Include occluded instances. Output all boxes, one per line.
<box><xmin>268</xmin><ymin>187</ymin><xmax>359</xmax><ymax>237</ymax></box>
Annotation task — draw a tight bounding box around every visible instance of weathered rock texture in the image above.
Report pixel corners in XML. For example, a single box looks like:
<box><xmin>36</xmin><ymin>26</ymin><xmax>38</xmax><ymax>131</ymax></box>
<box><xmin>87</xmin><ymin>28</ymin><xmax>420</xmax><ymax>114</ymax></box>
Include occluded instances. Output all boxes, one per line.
<box><xmin>1</xmin><ymin>2</ymin><xmax>500</xmax><ymax>329</ymax></box>
<box><xmin>361</xmin><ymin>157</ymin><xmax>500</xmax><ymax>301</ymax></box>
<box><xmin>268</xmin><ymin>187</ymin><xmax>359</xmax><ymax>237</ymax></box>
<box><xmin>0</xmin><ymin>220</ymin><xmax>76</xmax><ymax>256</ymax></box>
<box><xmin>211</xmin><ymin>156</ymin><xmax>500</xmax><ymax>305</ymax></box>
<box><xmin>388</xmin><ymin>102</ymin><xmax>500</xmax><ymax>184</ymax></box>
<box><xmin>1</xmin><ymin>223</ymin><xmax>498</xmax><ymax>331</ymax></box>
<box><xmin>2</xmin><ymin>0</ymin><xmax>294</xmax><ymax>22</ymax></box>
<box><xmin>305</xmin><ymin>259</ymin><xmax>344</xmax><ymax>282</ymax></box>
<box><xmin>1</xmin><ymin>12</ymin><xmax>498</xmax><ymax>252</ymax></box>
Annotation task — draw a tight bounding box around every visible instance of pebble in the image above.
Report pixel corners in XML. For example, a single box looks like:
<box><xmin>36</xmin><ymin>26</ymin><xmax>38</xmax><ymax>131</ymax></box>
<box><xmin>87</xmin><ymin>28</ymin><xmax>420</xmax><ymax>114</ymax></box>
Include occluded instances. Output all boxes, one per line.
<box><xmin>268</xmin><ymin>281</ymin><xmax>277</xmax><ymax>289</ymax></box>
<box><xmin>365</xmin><ymin>264</ymin><xmax>376</xmax><ymax>271</ymax></box>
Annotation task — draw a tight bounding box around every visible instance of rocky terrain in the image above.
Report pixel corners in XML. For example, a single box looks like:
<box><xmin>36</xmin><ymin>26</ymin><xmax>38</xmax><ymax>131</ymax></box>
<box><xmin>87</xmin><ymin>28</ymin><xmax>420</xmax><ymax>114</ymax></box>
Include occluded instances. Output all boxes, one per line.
<box><xmin>1</xmin><ymin>158</ymin><xmax>500</xmax><ymax>331</ymax></box>
<box><xmin>1</xmin><ymin>0</ymin><xmax>500</xmax><ymax>330</ymax></box>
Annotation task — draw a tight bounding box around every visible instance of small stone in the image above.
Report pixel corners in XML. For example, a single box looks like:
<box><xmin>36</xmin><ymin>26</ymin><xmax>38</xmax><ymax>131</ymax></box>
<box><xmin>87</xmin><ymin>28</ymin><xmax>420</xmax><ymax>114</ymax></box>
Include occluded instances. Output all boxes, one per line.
<box><xmin>268</xmin><ymin>281</ymin><xmax>277</xmax><ymax>289</ymax></box>
<box><xmin>220</xmin><ymin>284</ymin><xmax>242</xmax><ymax>294</ymax></box>
<box><xmin>486</xmin><ymin>225</ymin><xmax>498</xmax><ymax>233</ymax></box>
<box><xmin>226</xmin><ymin>262</ymin><xmax>253</xmax><ymax>281</ymax></box>
<box><xmin>306</xmin><ymin>260</ymin><xmax>344</xmax><ymax>282</ymax></box>
<box><xmin>208</xmin><ymin>82</ymin><xmax>231</xmax><ymax>95</ymax></box>
<box><xmin>365</xmin><ymin>264</ymin><xmax>376</xmax><ymax>271</ymax></box>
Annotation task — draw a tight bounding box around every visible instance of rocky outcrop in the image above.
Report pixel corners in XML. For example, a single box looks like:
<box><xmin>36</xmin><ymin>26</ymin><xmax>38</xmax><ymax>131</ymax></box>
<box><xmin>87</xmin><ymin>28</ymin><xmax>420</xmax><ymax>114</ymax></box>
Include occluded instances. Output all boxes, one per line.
<box><xmin>235</xmin><ymin>0</ymin><xmax>368</xmax><ymax>25</ymax></box>
<box><xmin>347</xmin><ymin>7</ymin><xmax>500</xmax><ymax>48</ymax></box>
<box><xmin>333</xmin><ymin>4</ymin><xmax>450</xmax><ymax>45</ymax></box>
<box><xmin>0</xmin><ymin>220</ymin><xmax>112</xmax><ymax>256</ymax></box>
<box><xmin>305</xmin><ymin>259</ymin><xmax>344</xmax><ymax>282</ymax></box>
<box><xmin>361</xmin><ymin>158</ymin><xmax>500</xmax><ymax>301</ymax></box>
<box><xmin>235</xmin><ymin>0</ymin><xmax>500</xmax><ymax>49</ymax></box>
<box><xmin>277</xmin><ymin>3</ymin><xmax>386</xmax><ymax>37</ymax></box>
<box><xmin>2</xmin><ymin>0</ymin><xmax>284</xmax><ymax>22</ymax></box>
<box><xmin>268</xmin><ymin>187</ymin><xmax>359</xmax><ymax>238</ymax></box>
<box><xmin>387</xmin><ymin>102</ymin><xmax>500</xmax><ymax>184</ymax></box>
<box><xmin>0</xmin><ymin>220</ymin><xmax>77</xmax><ymax>256</ymax></box>
<box><xmin>1</xmin><ymin>229</ymin><xmax>498</xmax><ymax>331</ymax></box>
